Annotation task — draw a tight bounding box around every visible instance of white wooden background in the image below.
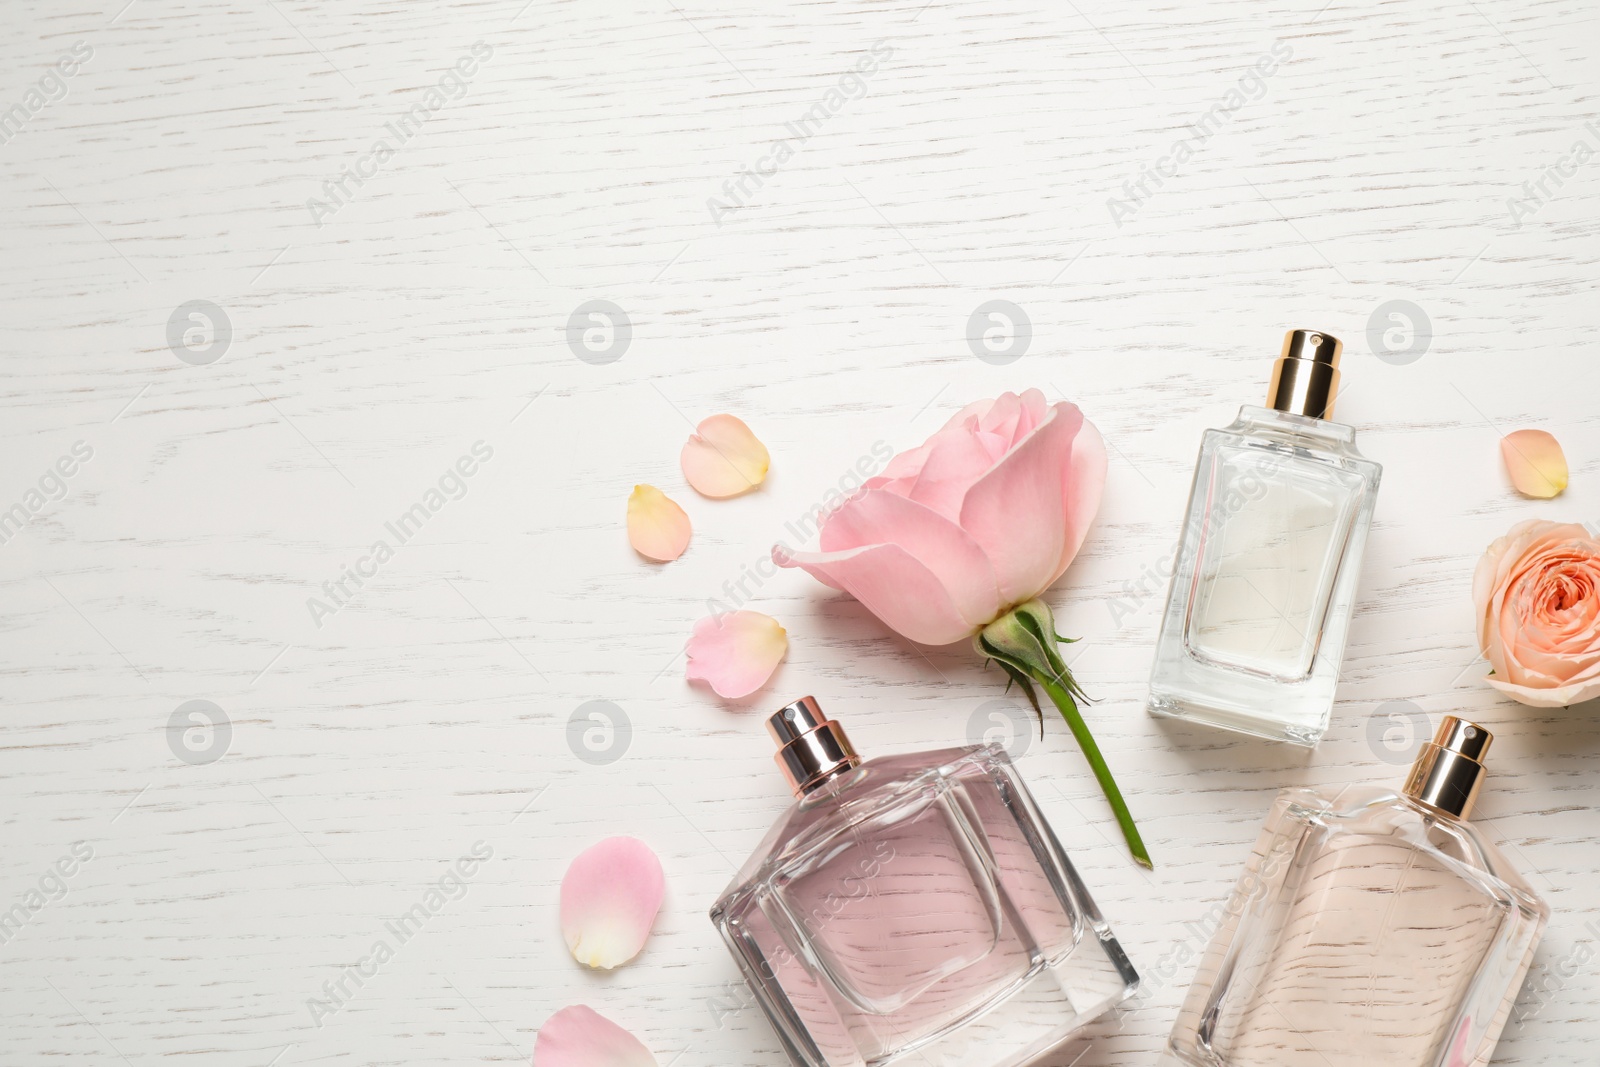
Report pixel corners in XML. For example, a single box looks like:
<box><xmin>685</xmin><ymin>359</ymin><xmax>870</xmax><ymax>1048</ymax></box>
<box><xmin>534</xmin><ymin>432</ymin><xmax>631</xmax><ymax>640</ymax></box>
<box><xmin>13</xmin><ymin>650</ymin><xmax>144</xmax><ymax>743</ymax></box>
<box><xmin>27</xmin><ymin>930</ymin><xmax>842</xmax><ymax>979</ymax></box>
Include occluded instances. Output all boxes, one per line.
<box><xmin>3</xmin><ymin>0</ymin><xmax>1598</xmax><ymax>1064</ymax></box>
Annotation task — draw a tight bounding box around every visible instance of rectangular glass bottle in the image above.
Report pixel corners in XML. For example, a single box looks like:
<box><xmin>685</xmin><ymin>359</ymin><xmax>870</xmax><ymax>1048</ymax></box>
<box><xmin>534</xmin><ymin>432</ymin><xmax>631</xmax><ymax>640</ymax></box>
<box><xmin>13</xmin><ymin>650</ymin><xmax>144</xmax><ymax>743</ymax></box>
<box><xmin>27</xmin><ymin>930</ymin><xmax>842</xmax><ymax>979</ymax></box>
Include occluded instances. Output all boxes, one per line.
<box><xmin>1166</xmin><ymin>717</ymin><xmax>1548</xmax><ymax>1067</ymax></box>
<box><xmin>711</xmin><ymin>697</ymin><xmax>1139</xmax><ymax>1067</ymax></box>
<box><xmin>1148</xmin><ymin>329</ymin><xmax>1381</xmax><ymax>745</ymax></box>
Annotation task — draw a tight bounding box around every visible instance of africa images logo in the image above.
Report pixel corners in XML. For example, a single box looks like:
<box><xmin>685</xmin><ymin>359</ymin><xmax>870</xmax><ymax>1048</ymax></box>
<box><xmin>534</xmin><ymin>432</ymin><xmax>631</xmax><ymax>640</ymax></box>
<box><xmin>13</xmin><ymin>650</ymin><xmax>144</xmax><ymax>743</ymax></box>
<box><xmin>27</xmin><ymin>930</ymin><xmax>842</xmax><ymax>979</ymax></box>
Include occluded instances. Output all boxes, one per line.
<box><xmin>305</xmin><ymin>41</ymin><xmax>494</xmax><ymax>227</ymax></box>
<box><xmin>306</xmin><ymin>441</ymin><xmax>493</xmax><ymax>628</ymax></box>
<box><xmin>1106</xmin><ymin>40</ymin><xmax>1292</xmax><ymax>228</ymax></box>
<box><xmin>706</xmin><ymin>40</ymin><xmax>894</xmax><ymax>224</ymax></box>
<box><xmin>305</xmin><ymin>841</ymin><xmax>493</xmax><ymax>1027</ymax></box>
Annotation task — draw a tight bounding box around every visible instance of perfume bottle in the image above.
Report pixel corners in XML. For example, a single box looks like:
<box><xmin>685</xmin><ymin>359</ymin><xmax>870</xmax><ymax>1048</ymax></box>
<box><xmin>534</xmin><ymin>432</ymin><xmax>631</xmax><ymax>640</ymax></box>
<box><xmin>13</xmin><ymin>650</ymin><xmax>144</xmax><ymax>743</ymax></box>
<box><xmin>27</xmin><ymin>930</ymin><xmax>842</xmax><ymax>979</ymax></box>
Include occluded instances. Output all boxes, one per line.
<box><xmin>1166</xmin><ymin>716</ymin><xmax>1548</xmax><ymax>1067</ymax></box>
<box><xmin>710</xmin><ymin>697</ymin><xmax>1139</xmax><ymax>1067</ymax></box>
<box><xmin>1147</xmin><ymin>329</ymin><xmax>1382</xmax><ymax>745</ymax></box>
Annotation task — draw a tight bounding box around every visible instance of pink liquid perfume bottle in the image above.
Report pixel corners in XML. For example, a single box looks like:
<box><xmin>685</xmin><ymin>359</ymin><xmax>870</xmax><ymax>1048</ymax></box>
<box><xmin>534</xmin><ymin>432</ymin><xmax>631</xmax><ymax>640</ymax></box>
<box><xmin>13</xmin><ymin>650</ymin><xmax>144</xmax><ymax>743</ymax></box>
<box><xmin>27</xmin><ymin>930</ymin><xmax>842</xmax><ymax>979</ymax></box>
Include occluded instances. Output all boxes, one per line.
<box><xmin>710</xmin><ymin>697</ymin><xmax>1139</xmax><ymax>1067</ymax></box>
<box><xmin>1166</xmin><ymin>716</ymin><xmax>1548</xmax><ymax>1067</ymax></box>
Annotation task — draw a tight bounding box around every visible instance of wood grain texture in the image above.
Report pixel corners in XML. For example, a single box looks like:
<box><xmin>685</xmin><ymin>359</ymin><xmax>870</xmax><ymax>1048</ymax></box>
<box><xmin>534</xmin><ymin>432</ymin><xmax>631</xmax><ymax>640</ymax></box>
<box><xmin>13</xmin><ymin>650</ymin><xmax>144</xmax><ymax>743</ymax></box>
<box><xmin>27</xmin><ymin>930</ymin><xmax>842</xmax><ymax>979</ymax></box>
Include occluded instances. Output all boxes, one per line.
<box><xmin>1</xmin><ymin>0</ymin><xmax>1597</xmax><ymax>1063</ymax></box>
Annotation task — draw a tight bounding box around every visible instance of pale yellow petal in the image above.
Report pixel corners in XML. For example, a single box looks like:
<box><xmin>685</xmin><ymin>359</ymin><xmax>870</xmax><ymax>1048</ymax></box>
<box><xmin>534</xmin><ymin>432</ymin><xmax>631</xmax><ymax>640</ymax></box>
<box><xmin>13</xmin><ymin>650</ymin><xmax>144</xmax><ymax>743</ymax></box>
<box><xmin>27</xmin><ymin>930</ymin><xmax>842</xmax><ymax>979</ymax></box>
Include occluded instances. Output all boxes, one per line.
<box><xmin>1501</xmin><ymin>429</ymin><xmax>1568</xmax><ymax>499</ymax></box>
<box><xmin>627</xmin><ymin>484</ymin><xmax>691</xmax><ymax>561</ymax></box>
<box><xmin>680</xmin><ymin>414</ymin><xmax>769</xmax><ymax>498</ymax></box>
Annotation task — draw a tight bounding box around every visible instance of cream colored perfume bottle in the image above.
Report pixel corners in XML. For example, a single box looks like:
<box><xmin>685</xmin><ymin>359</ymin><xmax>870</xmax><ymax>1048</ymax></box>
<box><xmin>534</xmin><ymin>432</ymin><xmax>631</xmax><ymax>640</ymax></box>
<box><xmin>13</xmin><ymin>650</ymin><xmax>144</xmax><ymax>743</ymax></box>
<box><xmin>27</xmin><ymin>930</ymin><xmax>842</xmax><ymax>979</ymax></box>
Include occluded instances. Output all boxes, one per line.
<box><xmin>1166</xmin><ymin>716</ymin><xmax>1548</xmax><ymax>1067</ymax></box>
<box><xmin>1147</xmin><ymin>329</ymin><xmax>1382</xmax><ymax>745</ymax></box>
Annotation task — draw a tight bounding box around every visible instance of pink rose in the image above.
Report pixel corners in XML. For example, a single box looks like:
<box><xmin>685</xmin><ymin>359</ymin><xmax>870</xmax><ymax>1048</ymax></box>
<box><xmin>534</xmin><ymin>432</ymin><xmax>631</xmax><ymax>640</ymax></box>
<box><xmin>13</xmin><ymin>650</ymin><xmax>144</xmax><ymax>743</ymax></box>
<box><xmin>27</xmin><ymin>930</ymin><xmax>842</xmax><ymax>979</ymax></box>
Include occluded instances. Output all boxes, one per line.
<box><xmin>1474</xmin><ymin>519</ymin><xmax>1600</xmax><ymax>707</ymax></box>
<box><xmin>772</xmin><ymin>389</ymin><xmax>1107</xmax><ymax>645</ymax></box>
<box><xmin>773</xmin><ymin>388</ymin><xmax>1146</xmax><ymax>866</ymax></box>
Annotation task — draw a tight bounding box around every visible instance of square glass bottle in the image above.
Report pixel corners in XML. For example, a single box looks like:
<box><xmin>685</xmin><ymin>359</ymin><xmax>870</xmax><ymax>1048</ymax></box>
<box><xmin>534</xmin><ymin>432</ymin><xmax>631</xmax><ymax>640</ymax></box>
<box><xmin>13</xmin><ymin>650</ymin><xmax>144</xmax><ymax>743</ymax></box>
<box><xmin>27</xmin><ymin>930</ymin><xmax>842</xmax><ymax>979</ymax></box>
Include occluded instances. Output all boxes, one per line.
<box><xmin>710</xmin><ymin>697</ymin><xmax>1139</xmax><ymax>1067</ymax></box>
<box><xmin>1165</xmin><ymin>717</ymin><xmax>1548</xmax><ymax>1067</ymax></box>
<box><xmin>1147</xmin><ymin>329</ymin><xmax>1381</xmax><ymax>745</ymax></box>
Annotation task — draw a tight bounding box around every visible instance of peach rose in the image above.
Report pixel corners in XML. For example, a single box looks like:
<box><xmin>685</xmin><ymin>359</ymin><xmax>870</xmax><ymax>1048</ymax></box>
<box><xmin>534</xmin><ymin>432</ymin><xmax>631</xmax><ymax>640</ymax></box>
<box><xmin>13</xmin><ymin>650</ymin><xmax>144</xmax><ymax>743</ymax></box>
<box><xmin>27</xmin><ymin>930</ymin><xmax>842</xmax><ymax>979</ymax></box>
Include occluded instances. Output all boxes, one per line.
<box><xmin>1473</xmin><ymin>519</ymin><xmax>1600</xmax><ymax>707</ymax></box>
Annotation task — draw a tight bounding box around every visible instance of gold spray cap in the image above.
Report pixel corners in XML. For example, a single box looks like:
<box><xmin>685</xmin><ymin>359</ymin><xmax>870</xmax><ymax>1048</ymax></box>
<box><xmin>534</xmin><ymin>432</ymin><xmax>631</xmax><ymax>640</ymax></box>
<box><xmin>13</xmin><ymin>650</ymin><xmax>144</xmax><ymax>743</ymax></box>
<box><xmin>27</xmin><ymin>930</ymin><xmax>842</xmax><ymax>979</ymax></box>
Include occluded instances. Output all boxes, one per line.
<box><xmin>1267</xmin><ymin>329</ymin><xmax>1342</xmax><ymax>419</ymax></box>
<box><xmin>1402</xmin><ymin>716</ymin><xmax>1492</xmax><ymax>819</ymax></box>
<box><xmin>767</xmin><ymin>696</ymin><xmax>862</xmax><ymax>796</ymax></box>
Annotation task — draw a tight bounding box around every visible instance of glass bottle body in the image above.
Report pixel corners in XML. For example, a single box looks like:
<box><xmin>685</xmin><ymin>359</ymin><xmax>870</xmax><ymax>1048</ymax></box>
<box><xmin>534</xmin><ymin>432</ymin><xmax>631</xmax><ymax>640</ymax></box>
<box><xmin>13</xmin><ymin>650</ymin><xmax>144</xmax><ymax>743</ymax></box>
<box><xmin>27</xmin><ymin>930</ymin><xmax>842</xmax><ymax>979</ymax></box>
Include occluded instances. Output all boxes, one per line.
<box><xmin>1148</xmin><ymin>405</ymin><xmax>1382</xmax><ymax>745</ymax></box>
<box><xmin>1166</xmin><ymin>784</ymin><xmax>1548</xmax><ymax>1067</ymax></box>
<box><xmin>710</xmin><ymin>744</ymin><xmax>1138</xmax><ymax>1067</ymax></box>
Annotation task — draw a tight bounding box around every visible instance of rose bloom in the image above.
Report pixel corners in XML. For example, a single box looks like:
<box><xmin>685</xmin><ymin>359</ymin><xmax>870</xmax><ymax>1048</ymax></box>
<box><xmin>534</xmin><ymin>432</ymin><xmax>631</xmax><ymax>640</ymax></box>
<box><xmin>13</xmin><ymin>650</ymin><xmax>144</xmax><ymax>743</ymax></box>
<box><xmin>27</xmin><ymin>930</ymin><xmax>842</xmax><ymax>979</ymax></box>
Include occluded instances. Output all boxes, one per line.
<box><xmin>771</xmin><ymin>389</ymin><xmax>1150</xmax><ymax>867</ymax></box>
<box><xmin>1474</xmin><ymin>519</ymin><xmax>1600</xmax><ymax>707</ymax></box>
<box><xmin>772</xmin><ymin>389</ymin><xmax>1106</xmax><ymax>645</ymax></box>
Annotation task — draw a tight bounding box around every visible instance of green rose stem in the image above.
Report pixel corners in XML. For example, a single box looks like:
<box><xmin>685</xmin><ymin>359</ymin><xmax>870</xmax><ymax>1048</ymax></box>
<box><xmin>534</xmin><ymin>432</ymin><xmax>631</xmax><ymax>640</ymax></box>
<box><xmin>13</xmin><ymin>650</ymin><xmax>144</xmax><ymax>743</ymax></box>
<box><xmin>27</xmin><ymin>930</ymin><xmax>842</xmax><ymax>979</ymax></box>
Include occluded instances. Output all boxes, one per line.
<box><xmin>975</xmin><ymin>598</ymin><xmax>1152</xmax><ymax>870</ymax></box>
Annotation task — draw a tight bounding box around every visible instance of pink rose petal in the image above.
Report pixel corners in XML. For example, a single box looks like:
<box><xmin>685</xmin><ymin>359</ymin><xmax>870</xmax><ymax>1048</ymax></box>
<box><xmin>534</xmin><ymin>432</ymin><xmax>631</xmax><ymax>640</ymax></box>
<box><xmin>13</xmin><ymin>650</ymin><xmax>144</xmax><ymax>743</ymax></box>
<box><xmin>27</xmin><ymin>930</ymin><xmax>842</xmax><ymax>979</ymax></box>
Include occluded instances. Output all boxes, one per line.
<box><xmin>905</xmin><ymin>418</ymin><xmax>1002</xmax><ymax>519</ymax></box>
<box><xmin>1046</xmin><ymin>411</ymin><xmax>1108</xmax><ymax>587</ymax></box>
<box><xmin>773</xmin><ymin>540</ymin><xmax>979</xmax><ymax>646</ymax></box>
<box><xmin>534</xmin><ymin>1005</ymin><xmax>657</xmax><ymax>1067</ymax></box>
<box><xmin>959</xmin><ymin>402</ymin><xmax>1103</xmax><ymax>604</ymax></box>
<box><xmin>1009</xmin><ymin>387</ymin><xmax>1049</xmax><ymax>445</ymax></box>
<box><xmin>1501</xmin><ymin>429</ymin><xmax>1568</xmax><ymax>498</ymax></box>
<box><xmin>685</xmin><ymin>610</ymin><xmax>787</xmax><ymax>698</ymax></box>
<box><xmin>680</xmin><ymin>414</ymin><xmax>769</xmax><ymax>498</ymax></box>
<box><xmin>627</xmin><ymin>485</ymin><xmax>691</xmax><ymax>562</ymax></box>
<box><xmin>819</xmin><ymin>488</ymin><xmax>1002</xmax><ymax>629</ymax></box>
<box><xmin>560</xmin><ymin>837</ymin><xmax>665</xmax><ymax>969</ymax></box>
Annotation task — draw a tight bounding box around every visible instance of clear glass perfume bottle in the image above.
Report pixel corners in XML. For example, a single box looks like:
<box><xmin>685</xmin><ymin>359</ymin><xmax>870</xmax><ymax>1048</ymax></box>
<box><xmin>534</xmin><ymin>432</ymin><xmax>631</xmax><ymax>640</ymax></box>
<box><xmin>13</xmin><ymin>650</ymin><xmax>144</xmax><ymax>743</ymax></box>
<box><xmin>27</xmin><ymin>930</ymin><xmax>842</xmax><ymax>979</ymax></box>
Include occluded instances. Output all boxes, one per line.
<box><xmin>1147</xmin><ymin>329</ymin><xmax>1382</xmax><ymax>745</ymax></box>
<box><xmin>1166</xmin><ymin>716</ymin><xmax>1548</xmax><ymax>1067</ymax></box>
<box><xmin>710</xmin><ymin>697</ymin><xmax>1139</xmax><ymax>1067</ymax></box>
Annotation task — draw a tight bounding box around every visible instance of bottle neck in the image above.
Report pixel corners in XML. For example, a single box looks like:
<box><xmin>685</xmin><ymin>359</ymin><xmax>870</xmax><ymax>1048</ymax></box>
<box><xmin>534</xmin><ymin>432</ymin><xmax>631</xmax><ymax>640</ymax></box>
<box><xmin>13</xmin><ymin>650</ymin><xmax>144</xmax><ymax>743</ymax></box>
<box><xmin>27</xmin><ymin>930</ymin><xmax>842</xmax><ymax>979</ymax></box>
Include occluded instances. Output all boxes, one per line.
<box><xmin>1233</xmin><ymin>405</ymin><xmax>1356</xmax><ymax>446</ymax></box>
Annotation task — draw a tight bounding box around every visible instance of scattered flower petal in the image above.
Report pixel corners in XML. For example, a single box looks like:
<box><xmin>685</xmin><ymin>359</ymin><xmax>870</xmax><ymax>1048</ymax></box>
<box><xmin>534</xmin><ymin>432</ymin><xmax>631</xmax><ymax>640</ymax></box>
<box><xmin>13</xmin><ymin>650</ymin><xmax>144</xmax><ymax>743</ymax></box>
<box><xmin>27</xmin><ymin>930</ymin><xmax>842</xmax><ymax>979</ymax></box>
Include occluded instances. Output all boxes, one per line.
<box><xmin>680</xmin><ymin>414</ymin><xmax>770</xmax><ymax>498</ymax></box>
<box><xmin>686</xmin><ymin>610</ymin><xmax>788</xmax><ymax>698</ymax></box>
<box><xmin>1501</xmin><ymin>429</ymin><xmax>1568</xmax><ymax>498</ymax></box>
<box><xmin>534</xmin><ymin>1005</ymin><xmax>657</xmax><ymax>1067</ymax></box>
<box><xmin>560</xmin><ymin>837</ymin><xmax>665</xmax><ymax>969</ymax></box>
<box><xmin>627</xmin><ymin>484</ymin><xmax>691</xmax><ymax>562</ymax></box>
